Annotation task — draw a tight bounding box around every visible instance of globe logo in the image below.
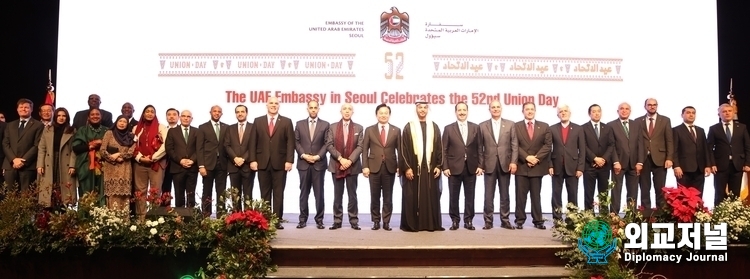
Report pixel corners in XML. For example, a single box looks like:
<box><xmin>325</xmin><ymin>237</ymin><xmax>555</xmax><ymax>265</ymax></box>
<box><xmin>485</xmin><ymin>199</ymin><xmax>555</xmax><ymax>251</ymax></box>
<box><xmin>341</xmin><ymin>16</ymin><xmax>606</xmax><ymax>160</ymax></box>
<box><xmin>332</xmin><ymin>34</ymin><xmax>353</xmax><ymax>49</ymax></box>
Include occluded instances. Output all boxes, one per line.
<box><xmin>579</xmin><ymin>219</ymin><xmax>618</xmax><ymax>264</ymax></box>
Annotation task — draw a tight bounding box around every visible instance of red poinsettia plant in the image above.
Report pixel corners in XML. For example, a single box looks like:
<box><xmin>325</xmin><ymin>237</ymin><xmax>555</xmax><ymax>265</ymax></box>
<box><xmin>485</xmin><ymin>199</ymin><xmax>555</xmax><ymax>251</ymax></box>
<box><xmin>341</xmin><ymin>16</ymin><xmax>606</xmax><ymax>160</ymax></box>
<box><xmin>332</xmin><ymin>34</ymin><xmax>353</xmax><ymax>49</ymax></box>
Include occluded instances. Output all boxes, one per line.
<box><xmin>661</xmin><ymin>184</ymin><xmax>711</xmax><ymax>222</ymax></box>
<box><xmin>224</xmin><ymin>209</ymin><xmax>269</xmax><ymax>231</ymax></box>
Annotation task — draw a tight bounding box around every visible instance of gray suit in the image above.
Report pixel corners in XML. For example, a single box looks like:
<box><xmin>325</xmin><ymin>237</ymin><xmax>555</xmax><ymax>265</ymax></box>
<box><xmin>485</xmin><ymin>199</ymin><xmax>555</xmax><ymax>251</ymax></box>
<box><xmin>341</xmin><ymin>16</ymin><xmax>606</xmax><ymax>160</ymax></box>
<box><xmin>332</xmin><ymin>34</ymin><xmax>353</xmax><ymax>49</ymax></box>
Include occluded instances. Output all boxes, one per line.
<box><xmin>225</xmin><ymin>122</ymin><xmax>256</xmax><ymax>209</ymax></box>
<box><xmin>608</xmin><ymin>118</ymin><xmax>646</xmax><ymax>213</ymax></box>
<box><xmin>295</xmin><ymin>118</ymin><xmax>329</xmax><ymax>225</ymax></box>
<box><xmin>548</xmin><ymin>122</ymin><xmax>586</xmax><ymax>220</ymax></box>
<box><xmin>478</xmin><ymin>118</ymin><xmax>518</xmax><ymax>226</ymax></box>
<box><xmin>635</xmin><ymin>114</ymin><xmax>673</xmax><ymax>208</ymax></box>
<box><xmin>325</xmin><ymin>121</ymin><xmax>364</xmax><ymax>226</ymax></box>
<box><xmin>3</xmin><ymin>118</ymin><xmax>44</xmax><ymax>191</ymax></box>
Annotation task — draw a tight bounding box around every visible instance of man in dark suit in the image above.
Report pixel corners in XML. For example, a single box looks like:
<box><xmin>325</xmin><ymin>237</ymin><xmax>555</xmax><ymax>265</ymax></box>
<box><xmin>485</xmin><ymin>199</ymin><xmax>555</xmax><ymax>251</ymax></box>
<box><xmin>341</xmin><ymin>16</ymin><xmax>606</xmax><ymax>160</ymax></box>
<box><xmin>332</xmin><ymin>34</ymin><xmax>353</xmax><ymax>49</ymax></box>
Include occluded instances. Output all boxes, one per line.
<box><xmin>72</xmin><ymin>94</ymin><xmax>114</xmax><ymax>128</ymax></box>
<box><xmin>294</xmin><ymin>101</ymin><xmax>328</xmax><ymax>229</ymax></box>
<box><xmin>581</xmin><ymin>104</ymin><xmax>615</xmax><ymax>211</ymax></box>
<box><xmin>121</xmin><ymin>102</ymin><xmax>138</xmax><ymax>129</ymax></box>
<box><xmin>478</xmin><ymin>101</ymin><xmax>518</xmax><ymax>230</ymax></box>
<box><xmin>165</xmin><ymin>109</ymin><xmax>199</xmax><ymax>208</ymax></box>
<box><xmin>249</xmin><ymin>96</ymin><xmax>295</xmax><ymax>229</ymax></box>
<box><xmin>608</xmin><ymin>102</ymin><xmax>645</xmax><ymax>213</ymax></box>
<box><xmin>635</xmin><ymin>98</ymin><xmax>674</xmax><ymax>209</ymax></box>
<box><xmin>160</xmin><ymin>108</ymin><xmax>180</xmax><ymax>206</ymax></box>
<box><xmin>441</xmin><ymin>102</ymin><xmax>481</xmax><ymax>230</ymax></box>
<box><xmin>325</xmin><ymin>103</ymin><xmax>364</xmax><ymax>230</ymax></box>
<box><xmin>197</xmin><ymin>105</ymin><xmax>229</xmax><ymax>216</ymax></box>
<box><xmin>707</xmin><ymin>103</ymin><xmax>750</xmax><ymax>205</ymax></box>
<box><xmin>225</xmin><ymin>105</ymin><xmax>256</xmax><ymax>211</ymax></box>
<box><xmin>672</xmin><ymin>106</ymin><xmax>711</xmax><ymax>197</ymax></box>
<box><xmin>514</xmin><ymin>102</ymin><xmax>552</xmax><ymax>230</ymax></box>
<box><xmin>362</xmin><ymin>103</ymin><xmax>400</xmax><ymax>231</ymax></box>
<box><xmin>548</xmin><ymin>105</ymin><xmax>585</xmax><ymax>221</ymax></box>
<box><xmin>3</xmin><ymin>98</ymin><xmax>45</xmax><ymax>191</ymax></box>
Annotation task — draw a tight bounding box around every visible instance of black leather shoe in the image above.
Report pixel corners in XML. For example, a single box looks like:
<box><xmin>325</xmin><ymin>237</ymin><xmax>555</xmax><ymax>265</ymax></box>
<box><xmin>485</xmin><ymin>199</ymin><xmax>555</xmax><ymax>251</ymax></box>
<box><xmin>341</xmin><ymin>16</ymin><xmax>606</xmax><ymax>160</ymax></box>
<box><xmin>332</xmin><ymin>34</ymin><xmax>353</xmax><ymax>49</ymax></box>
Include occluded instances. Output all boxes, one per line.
<box><xmin>515</xmin><ymin>224</ymin><xmax>524</xmax><ymax>230</ymax></box>
<box><xmin>534</xmin><ymin>224</ymin><xmax>547</xmax><ymax>230</ymax></box>
<box><xmin>296</xmin><ymin>222</ymin><xmax>306</xmax><ymax>229</ymax></box>
<box><xmin>464</xmin><ymin>222</ymin><xmax>475</xmax><ymax>230</ymax></box>
<box><xmin>450</xmin><ymin>221</ymin><xmax>459</xmax><ymax>230</ymax></box>
<box><xmin>316</xmin><ymin>223</ymin><xmax>325</xmax><ymax>229</ymax></box>
<box><xmin>383</xmin><ymin>224</ymin><xmax>392</xmax><ymax>231</ymax></box>
<box><xmin>329</xmin><ymin>223</ymin><xmax>342</xmax><ymax>230</ymax></box>
<box><xmin>500</xmin><ymin>223</ymin><xmax>516</xmax><ymax>230</ymax></box>
<box><xmin>276</xmin><ymin>224</ymin><xmax>284</xmax><ymax>230</ymax></box>
<box><xmin>351</xmin><ymin>224</ymin><xmax>361</xmax><ymax>230</ymax></box>
<box><xmin>482</xmin><ymin>224</ymin><xmax>492</xmax><ymax>230</ymax></box>
<box><xmin>372</xmin><ymin>222</ymin><xmax>381</xmax><ymax>230</ymax></box>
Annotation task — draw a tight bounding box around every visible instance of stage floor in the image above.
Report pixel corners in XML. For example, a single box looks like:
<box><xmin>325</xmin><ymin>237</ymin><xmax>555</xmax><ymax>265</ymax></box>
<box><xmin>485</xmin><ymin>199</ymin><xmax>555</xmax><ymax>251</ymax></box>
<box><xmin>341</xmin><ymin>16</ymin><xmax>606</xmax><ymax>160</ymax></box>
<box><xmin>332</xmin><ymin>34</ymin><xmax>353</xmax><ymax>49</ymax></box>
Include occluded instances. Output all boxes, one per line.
<box><xmin>272</xmin><ymin>213</ymin><xmax>565</xmax><ymax>249</ymax></box>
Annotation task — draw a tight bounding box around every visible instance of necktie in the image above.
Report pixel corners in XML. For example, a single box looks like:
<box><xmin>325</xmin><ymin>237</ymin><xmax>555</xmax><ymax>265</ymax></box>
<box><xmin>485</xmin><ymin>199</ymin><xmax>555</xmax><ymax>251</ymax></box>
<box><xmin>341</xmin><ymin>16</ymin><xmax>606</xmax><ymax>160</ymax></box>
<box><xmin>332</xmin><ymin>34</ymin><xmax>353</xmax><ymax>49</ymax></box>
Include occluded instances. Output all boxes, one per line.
<box><xmin>689</xmin><ymin>125</ymin><xmax>696</xmax><ymax>142</ymax></box>
<box><xmin>725</xmin><ymin>123</ymin><xmax>732</xmax><ymax>141</ymax></box>
<box><xmin>380</xmin><ymin>125</ymin><xmax>386</xmax><ymax>146</ymax></box>
<box><xmin>460</xmin><ymin>123</ymin><xmax>467</xmax><ymax>144</ymax></box>
<box><xmin>239</xmin><ymin>123</ymin><xmax>244</xmax><ymax>142</ymax></box>
<box><xmin>527</xmin><ymin>121</ymin><xmax>534</xmax><ymax>140</ymax></box>
<box><xmin>343</xmin><ymin>123</ymin><xmax>349</xmax><ymax>145</ymax></box>
<box><xmin>183</xmin><ymin>127</ymin><xmax>189</xmax><ymax>143</ymax></box>
<box><xmin>214</xmin><ymin>123</ymin><xmax>220</xmax><ymax>140</ymax></box>
<box><xmin>18</xmin><ymin>120</ymin><xmax>26</xmax><ymax>134</ymax></box>
<box><xmin>309</xmin><ymin>120</ymin><xmax>316</xmax><ymax>141</ymax></box>
<box><xmin>622</xmin><ymin>121</ymin><xmax>629</xmax><ymax>138</ymax></box>
<box><xmin>594</xmin><ymin>124</ymin><xmax>599</xmax><ymax>139</ymax></box>
<box><xmin>648</xmin><ymin>117</ymin><xmax>655</xmax><ymax>136</ymax></box>
<box><xmin>269</xmin><ymin>117</ymin><xmax>275</xmax><ymax>135</ymax></box>
<box><xmin>562</xmin><ymin>125</ymin><xmax>569</xmax><ymax>144</ymax></box>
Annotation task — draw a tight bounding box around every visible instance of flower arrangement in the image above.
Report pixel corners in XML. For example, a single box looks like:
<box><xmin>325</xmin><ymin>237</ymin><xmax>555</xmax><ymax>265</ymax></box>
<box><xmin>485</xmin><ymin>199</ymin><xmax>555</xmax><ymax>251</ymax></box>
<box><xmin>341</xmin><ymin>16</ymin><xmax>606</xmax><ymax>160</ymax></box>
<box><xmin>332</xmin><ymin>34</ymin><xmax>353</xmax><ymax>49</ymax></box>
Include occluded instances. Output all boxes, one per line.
<box><xmin>0</xmin><ymin>184</ymin><xmax>278</xmax><ymax>279</ymax></box>
<box><xmin>552</xmin><ymin>181</ymin><xmax>750</xmax><ymax>279</ymax></box>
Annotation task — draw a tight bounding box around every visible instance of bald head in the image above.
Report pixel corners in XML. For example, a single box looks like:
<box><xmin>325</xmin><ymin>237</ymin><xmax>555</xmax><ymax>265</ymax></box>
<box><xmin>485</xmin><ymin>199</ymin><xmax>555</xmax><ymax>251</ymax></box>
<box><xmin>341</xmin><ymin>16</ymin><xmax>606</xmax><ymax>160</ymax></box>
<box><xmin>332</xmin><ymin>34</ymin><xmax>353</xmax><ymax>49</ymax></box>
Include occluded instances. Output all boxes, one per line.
<box><xmin>267</xmin><ymin>96</ymin><xmax>280</xmax><ymax>116</ymax></box>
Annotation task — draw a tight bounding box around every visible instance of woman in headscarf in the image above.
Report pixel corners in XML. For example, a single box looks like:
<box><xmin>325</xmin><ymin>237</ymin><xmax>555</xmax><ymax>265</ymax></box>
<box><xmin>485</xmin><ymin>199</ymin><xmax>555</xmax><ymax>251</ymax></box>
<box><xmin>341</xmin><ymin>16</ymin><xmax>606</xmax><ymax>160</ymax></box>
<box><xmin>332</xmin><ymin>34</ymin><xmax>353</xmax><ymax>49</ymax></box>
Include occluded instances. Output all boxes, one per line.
<box><xmin>132</xmin><ymin>105</ymin><xmax>168</xmax><ymax>221</ymax></box>
<box><xmin>100</xmin><ymin>116</ymin><xmax>136</xmax><ymax>210</ymax></box>
<box><xmin>72</xmin><ymin>108</ymin><xmax>108</xmax><ymax>206</ymax></box>
<box><xmin>36</xmin><ymin>107</ymin><xmax>77</xmax><ymax>208</ymax></box>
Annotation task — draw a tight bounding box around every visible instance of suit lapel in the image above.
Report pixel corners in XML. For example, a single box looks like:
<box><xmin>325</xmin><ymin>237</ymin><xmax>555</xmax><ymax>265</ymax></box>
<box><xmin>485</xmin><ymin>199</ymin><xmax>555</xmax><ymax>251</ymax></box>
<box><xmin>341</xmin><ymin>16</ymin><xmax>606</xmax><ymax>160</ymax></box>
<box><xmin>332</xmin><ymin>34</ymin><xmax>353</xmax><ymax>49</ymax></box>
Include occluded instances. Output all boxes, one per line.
<box><xmin>18</xmin><ymin>120</ymin><xmax>31</xmax><ymax>140</ymax></box>
<box><xmin>61</xmin><ymin>133</ymin><xmax>73</xmax><ymax>150</ymax></box>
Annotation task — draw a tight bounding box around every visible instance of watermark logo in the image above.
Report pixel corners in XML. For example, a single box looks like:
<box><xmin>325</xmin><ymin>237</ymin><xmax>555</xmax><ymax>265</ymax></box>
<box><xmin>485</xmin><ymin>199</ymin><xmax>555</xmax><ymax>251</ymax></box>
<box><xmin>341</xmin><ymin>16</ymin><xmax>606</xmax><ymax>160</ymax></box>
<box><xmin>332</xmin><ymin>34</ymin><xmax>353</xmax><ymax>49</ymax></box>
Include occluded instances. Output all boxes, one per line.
<box><xmin>622</xmin><ymin>223</ymin><xmax>729</xmax><ymax>263</ymax></box>
<box><xmin>579</xmin><ymin>219</ymin><xmax>618</xmax><ymax>264</ymax></box>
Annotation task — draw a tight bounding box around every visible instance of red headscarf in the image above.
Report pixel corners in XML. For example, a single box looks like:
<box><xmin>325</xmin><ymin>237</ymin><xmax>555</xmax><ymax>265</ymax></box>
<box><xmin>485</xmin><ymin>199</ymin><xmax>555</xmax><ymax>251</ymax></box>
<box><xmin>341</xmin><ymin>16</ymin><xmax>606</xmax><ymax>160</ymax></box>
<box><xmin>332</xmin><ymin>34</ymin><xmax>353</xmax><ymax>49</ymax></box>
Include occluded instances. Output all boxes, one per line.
<box><xmin>134</xmin><ymin>105</ymin><xmax>162</xmax><ymax>171</ymax></box>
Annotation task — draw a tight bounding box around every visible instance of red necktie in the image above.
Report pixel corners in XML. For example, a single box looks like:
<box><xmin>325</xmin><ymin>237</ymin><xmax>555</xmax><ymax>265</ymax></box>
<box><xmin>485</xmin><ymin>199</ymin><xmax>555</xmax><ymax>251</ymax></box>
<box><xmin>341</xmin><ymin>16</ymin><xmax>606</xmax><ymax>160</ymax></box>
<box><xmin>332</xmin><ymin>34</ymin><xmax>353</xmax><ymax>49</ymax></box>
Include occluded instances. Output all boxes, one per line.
<box><xmin>269</xmin><ymin>117</ymin><xmax>275</xmax><ymax>135</ymax></box>
<box><xmin>562</xmin><ymin>125</ymin><xmax>569</xmax><ymax>144</ymax></box>
<box><xmin>380</xmin><ymin>125</ymin><xmax>386</xmax><ymax>146</ymax></box>
<box><xmin>527</xmin><ymin>121</ymin><xmax>534</xmax><ymax>140</ymax></box>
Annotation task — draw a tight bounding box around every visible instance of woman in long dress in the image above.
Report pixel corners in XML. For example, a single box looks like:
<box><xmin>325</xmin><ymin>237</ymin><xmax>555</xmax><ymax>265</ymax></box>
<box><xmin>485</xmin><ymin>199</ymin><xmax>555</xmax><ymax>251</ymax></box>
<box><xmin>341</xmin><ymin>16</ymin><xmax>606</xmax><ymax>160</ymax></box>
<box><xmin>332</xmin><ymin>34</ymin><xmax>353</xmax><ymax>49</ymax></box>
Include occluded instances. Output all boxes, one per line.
<box><xmin>36</xmin><ymin>107</ymin><xmax>77</xmax><ymax>208</ymax></box>
<box><xmin>100</xmin><ymin>116</ymin><xmax>136</xmax><ymax>210</ymax></box>
<box><xmin>72</xmin><ymin>108</ymin><xmax>108</xmax><ymax>206</ymax></box>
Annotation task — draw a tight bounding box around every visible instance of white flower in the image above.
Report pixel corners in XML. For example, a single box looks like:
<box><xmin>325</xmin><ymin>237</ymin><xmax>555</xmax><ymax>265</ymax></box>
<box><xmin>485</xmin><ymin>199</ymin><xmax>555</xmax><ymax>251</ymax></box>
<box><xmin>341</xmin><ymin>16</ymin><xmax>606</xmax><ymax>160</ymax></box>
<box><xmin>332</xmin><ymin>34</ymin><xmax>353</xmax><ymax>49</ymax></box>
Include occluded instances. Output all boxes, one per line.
<box><xmin>150</xmin><ymin>228</ymin><xmax>158</xmax><ymax>235</ymax></box>
<box><xmin>130</xmin><ymin>225</ymin><xmax>137</xmax><ymax>232</ymax></box>
<box><xmin>158</xmin><ymin>217</ymin><xmax>165</xmax><ymax>224</ymax></box>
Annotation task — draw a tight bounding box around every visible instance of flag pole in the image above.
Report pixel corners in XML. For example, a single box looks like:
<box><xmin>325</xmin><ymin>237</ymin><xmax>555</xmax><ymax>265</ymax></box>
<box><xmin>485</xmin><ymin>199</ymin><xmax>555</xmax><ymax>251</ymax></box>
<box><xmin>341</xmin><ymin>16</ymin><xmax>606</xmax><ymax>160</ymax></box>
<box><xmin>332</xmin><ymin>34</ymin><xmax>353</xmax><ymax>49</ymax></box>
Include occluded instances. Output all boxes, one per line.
<box><xmin>45</xmin><ymin>69</ymin><xmax>55</xmax><ymax>106</ymax></box>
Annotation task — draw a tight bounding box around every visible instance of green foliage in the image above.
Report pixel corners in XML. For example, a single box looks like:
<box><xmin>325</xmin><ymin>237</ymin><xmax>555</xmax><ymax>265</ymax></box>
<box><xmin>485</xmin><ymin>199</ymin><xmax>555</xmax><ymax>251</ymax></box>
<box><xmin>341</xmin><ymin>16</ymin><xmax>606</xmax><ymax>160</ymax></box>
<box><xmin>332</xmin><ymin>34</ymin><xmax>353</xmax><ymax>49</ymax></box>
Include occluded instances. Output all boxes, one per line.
<box><xmin>0</xmin><ymin>184</ymin><xmax>277</xmax><ymax>279</ymax></box>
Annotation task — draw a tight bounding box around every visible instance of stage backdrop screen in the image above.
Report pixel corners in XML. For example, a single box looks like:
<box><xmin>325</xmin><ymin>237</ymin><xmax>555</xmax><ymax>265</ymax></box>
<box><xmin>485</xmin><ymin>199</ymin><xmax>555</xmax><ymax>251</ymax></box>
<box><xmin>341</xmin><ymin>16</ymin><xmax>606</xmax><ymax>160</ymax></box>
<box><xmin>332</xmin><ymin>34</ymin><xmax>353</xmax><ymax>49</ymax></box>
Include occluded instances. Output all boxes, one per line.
<box><xmin>57</xmin><ymin>0</ymin><xmax>719</xmax><ymax>214</ymax></box>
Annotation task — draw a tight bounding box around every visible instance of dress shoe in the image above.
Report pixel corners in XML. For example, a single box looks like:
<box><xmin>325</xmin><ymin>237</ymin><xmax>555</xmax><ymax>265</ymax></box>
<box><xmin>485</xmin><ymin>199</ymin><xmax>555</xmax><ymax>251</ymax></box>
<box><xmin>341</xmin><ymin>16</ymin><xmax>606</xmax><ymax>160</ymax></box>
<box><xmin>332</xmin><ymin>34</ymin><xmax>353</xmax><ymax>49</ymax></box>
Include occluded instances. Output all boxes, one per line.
<box><xmin>351</xmin><ymin>224</ymin><xmax>361</xmax><ymax>230</ymax></box>
<box><xmin>464</xmin><ymin>222</ymin><xmax>475</xmax><ymax>230</ymax></box>
<box><xmin>500</xmin><ymin>223</ymin><xmax>516</xmax><ymax>230</ymax></box>
<box><xmin>316</xmin><ymin>223</ymin><xmax>325</xmax><ymax>229</ymax></box>
<box><xmin>276</xmin><ymin>224</ymin><xmax>284</xmax><ymax>230</ymax></box>
<box><xmin>296</xmin><ymin>222</ymin><xmax>306</xmax><ymax>229</ymax></box>
<box><xmin>450</xmin><ymin>221</ymin><xmax>459</xmax><ymax>230</ymax></box>
<box><xmin>329</xmin><ymin>223</ymin><xmax>342</xmax><ymax>230</ymax></box>
<box><xmin>372</xmin><ymin>222</ymin><xmax>381</xmax><ymax>230</ymax></box>
<box><xmin>534</xmin><ymin>224</ymin><xmax>546</xmax><ymax>230</ymax></box>
<box><xmin>482</xmin><ymin>224</ymin><xmax>493</xmax><ymax>230</ymax></box>
<box><xmin>383</xmin><ymin>224</ymin><xmax>392</xmax><ymax>231</ymax></box>
<box><xmin>515</xmin><ymin>224</ymin><xmax>524</xmax><ymax>230</ymax></box>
